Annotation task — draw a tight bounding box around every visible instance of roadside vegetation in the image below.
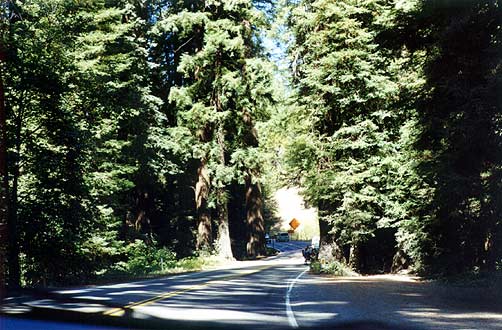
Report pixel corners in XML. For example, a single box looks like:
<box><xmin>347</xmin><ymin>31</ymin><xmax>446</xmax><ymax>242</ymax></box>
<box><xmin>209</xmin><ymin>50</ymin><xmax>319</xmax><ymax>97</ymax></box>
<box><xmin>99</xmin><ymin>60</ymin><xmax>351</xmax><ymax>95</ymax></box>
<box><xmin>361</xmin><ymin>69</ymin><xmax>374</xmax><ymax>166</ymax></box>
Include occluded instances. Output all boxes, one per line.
<box><xmin>99</xmin><ymin>240</ymin><xmax>223</xmax><ymax>278</ymax></box>
<box><xmin>0</xmin><ymin>0</ymin><xmax>501</xmax><ymax>288</ymax></box>
<box><xmin>310</xmin><ymin>261</ymin><xmax>358</xmax><ymax>277</ymax></box>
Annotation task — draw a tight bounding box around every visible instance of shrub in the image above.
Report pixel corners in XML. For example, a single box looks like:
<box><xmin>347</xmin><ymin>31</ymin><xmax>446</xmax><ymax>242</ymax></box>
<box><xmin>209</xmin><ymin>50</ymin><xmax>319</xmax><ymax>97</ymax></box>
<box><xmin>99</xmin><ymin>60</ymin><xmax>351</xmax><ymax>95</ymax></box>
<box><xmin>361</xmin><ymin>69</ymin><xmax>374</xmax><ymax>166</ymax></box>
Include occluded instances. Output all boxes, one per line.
<box><xmin>116</xmin><ymin>240</ymin><xmax>177</xmax><ymax>275</ymax></box>
<box><xmin>310</xmin><ymin>261</ymin><xmax>322</xmax><ymax>274</ymax></box>
<box><xmin>310</xmin><ymin>260</ymin><xmax>358</xmax><ymax>276</ymax></box>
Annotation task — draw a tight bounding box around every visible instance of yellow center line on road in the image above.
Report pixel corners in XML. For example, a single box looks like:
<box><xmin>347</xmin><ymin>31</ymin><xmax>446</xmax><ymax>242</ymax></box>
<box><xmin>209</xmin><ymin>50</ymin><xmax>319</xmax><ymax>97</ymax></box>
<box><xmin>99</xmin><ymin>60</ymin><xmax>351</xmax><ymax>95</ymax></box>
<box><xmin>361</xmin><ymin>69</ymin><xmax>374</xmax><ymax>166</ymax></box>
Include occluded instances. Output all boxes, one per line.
<box><xmin>102</xmin><ymin>264</ymin><xmax>273</xmax><ymax>317</ymax></box>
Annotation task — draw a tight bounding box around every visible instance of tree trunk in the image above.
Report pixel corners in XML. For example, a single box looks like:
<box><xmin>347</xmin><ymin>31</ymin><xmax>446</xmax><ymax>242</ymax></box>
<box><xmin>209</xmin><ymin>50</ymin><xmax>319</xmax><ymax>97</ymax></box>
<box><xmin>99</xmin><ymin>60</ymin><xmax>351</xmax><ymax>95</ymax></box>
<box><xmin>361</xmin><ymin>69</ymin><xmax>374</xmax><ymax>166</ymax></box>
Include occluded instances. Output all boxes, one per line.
<box><xmin>215</xmin><ymin>188</ymin><xmax>233</xmax><ymax>259</ymax></box>
<box><xmin>391</xmin><ymin>249</ymin><xmax>409</xmax><ymax>273</ymax></box>
<box><xmin>317</xmin><ymin>209</ymin><xmax>344</xmax><ymax>263</ymax></box>
<box><xmin>0</xmin><ymin>48</ymin><xmax>9</xmax><ymax>292</ymax></box>
<box><xmin>8</xmin><ymin>150</ymin><xmax>20</xmax><ymax>288</ymax></box>
<box><xmin>245</xmin><ymin>174</ymin><xmax>265</xmax><ymax>258</ymax></box>
<box><xmin>348</xmin><ymin>242</ymin><xmax>361</xmax><ymax>271</ymax></box>
<box><xmin>215</xmin><ymin>125</ymin><xmax>233</xmax><ymax>259</ymax></box>
<box><xmin>482</xmin><ymin>229</ymin><xmax>496</xmax><ymax>272</ymax></box>
<box><xmin>318</xmin><ymin>209</ymin><xmax>332</xmax><ymax>248</ymax></box>
<box><xmin>195</xmin><ymin>159</ymin><xmax>212</xmax><ymax>250</ymax></box>
<box><xmin>240</xmin><ymin>109</ymin><xmax>265</xmax><ymax>258</ymax></box>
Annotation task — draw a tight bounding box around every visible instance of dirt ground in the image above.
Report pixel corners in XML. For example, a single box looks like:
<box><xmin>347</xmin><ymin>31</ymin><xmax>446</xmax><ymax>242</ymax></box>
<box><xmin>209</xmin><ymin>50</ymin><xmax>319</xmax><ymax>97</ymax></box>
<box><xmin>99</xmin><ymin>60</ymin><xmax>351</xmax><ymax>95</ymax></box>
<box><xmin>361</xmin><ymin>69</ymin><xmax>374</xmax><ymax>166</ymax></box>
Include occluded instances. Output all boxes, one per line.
<box><xmin>291</xmin><ymin>273</ymin><xmax>502</xmax><ymax>329</ymax></box>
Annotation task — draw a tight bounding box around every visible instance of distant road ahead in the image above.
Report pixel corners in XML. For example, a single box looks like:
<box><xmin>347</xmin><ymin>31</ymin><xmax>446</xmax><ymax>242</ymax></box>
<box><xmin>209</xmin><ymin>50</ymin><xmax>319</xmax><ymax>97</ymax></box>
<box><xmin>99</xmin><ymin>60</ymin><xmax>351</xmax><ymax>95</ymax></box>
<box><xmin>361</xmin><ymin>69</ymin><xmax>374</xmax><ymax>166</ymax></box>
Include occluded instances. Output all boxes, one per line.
<box><xmin>270</xmin><ymin>240</ymin><xmax>308</xmax><ymax>252</ymax></box>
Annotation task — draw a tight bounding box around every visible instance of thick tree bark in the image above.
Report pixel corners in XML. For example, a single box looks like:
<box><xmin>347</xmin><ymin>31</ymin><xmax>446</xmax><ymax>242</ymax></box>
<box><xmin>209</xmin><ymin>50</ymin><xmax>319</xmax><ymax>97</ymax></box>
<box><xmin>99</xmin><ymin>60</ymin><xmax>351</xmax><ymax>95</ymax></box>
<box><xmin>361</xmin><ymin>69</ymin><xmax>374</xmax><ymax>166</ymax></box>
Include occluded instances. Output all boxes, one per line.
<box><xmin>241</xmin><ymin>110</ymin><xmax>265</xmax><ymax>258</ymax></box>
<box><xmin>228</xmin><ymin>182</ymin><xmax>247</xmax><ymax>258</ymax></box>
<box><xmin>245</xmin><ymin>174</ymin><xmax>265</xmax><ymax>258</ymax></box>
<box><xmin>215</xmin><ymin>125</ymin><xmax>233</xmax><ymax>259</ymax></box>
<box><xmin>195</xmin><ymin>159</ymin><xmax>212</xmax><ymax>250</ymax></box>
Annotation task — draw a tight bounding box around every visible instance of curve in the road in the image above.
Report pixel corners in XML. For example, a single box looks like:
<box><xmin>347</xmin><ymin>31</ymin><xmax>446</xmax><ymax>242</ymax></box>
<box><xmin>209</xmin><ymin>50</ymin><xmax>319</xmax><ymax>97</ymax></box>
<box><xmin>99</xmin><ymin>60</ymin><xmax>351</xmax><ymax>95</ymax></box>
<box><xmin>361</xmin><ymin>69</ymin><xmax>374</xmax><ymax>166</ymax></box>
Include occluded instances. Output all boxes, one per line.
<box><xmin>285</xmin><ymin>268</ymin><xmax>308</xmax><ymax>328</ymax></box>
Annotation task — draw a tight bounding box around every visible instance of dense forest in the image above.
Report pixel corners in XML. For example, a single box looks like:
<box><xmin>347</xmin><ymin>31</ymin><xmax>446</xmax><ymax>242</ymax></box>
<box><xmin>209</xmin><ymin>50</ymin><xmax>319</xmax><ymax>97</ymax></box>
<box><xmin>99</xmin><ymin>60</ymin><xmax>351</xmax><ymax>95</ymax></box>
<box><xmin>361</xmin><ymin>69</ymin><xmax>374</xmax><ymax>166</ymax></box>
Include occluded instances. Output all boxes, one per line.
<box><xmin>0</xmin><ymin>0</ymin><xmax>501</xmax><ymax>288</ymax></box>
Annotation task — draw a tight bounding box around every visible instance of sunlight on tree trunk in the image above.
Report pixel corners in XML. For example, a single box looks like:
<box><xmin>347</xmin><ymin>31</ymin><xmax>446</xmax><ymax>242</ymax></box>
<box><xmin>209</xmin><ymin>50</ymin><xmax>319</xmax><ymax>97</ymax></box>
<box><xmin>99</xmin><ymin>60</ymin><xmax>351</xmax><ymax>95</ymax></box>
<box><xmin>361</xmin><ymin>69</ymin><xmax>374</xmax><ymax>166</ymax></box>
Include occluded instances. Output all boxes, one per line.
<box><xmin>216</xmin><ymin>189</ymin><xmax>233</xmax><ymax>260</ymax></box>
<box><xmin>215</xmin><ymin>124</ymin><xmax>233</xmax><ymax>259</ymax></box>
<box><xmin>196</xmin><ymin>159</ymin><xmax>212</xmax><ymax>250</ymax></box>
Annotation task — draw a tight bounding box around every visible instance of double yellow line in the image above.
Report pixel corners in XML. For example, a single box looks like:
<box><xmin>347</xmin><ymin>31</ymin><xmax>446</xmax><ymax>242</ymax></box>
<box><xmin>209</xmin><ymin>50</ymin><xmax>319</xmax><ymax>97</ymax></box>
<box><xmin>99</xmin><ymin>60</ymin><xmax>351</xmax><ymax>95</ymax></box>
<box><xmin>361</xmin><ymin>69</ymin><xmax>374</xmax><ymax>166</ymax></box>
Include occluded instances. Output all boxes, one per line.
<box><xmin>103</xmin><ymin>265</ymin><xmax>272</xmax><ymax>317</ymax></box>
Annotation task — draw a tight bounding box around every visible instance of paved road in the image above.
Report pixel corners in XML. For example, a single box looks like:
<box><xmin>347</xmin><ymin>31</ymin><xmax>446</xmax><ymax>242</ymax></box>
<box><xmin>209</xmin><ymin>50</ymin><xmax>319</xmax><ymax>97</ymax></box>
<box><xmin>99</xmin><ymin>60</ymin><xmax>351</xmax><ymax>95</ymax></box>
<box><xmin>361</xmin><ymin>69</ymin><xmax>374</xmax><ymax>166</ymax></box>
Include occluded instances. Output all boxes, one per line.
<box><xmin>1</xmin><ymin>240</ymin><xmax>502</xmax><ymax>330</ymax></box>
<box><xmin>0</xmin><ymin>241</ymin><xmax>308</xmax><ymax>330</ymax></box>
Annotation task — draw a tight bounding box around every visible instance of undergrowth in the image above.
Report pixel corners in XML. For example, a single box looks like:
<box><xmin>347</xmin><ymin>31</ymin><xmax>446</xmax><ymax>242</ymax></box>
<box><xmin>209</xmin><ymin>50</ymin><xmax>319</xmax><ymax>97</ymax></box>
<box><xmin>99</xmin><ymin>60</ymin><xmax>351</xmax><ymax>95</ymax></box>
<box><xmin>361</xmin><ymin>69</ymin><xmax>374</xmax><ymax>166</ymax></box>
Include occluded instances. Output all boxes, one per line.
<box><xmin>310</xmin><ymin>260</ymin><xmax>358</xmax><ymax>276</ymax></box>
<box><xmin>91</xmin><ymin>240</ymin><xmax>226</xmax><ymax>284</ymax></box>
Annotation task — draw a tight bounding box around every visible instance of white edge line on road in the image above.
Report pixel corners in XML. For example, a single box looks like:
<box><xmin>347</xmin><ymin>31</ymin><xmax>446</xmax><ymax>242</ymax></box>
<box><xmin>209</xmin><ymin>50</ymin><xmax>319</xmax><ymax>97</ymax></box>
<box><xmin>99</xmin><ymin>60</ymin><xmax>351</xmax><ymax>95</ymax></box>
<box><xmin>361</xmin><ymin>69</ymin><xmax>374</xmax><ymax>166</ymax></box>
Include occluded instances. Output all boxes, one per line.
<box><xmin>285</xmin><ymin>268</ymin><xmax>308</xmax><ymax>328</ymax></box>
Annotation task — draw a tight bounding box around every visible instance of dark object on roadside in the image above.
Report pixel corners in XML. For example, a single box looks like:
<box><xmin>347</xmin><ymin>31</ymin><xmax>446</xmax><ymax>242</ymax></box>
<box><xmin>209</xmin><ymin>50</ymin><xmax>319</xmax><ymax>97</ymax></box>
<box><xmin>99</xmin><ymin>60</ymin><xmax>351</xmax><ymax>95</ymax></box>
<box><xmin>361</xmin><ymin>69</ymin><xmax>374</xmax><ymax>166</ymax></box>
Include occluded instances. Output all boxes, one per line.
<box><xmin>302</xmin><ymin>245</ymin><xmax>319</xmax><ymax>264</ymax></box>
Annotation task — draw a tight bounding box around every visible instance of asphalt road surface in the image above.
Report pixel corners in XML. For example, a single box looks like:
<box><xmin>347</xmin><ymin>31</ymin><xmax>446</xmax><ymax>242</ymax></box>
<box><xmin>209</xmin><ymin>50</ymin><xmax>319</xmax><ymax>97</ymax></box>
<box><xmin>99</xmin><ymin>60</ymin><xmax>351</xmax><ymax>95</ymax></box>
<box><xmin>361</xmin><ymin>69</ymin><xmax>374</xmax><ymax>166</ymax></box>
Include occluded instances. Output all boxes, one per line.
<box><xmin>1</xmin><ymin>241</ymin><xmax>501</xmax><ymax>330</ymax></box>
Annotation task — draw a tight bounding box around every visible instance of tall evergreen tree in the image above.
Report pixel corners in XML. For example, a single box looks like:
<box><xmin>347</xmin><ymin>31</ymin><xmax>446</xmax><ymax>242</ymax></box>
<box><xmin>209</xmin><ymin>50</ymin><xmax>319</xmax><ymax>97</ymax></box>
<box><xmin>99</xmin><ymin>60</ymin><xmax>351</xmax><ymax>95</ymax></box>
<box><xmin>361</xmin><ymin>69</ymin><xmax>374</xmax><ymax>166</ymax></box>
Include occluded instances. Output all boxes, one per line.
<box><xmin>4</xmin><ymin>0</ymin><xmax>98</xmax><ymax>284</ymax></box>
<box><xmin>411</xmin><ymin>0</ymin><xmax>502</xmax><ymax>274</ymax></box>
<box><xmin>164</xmin><ymin>0</ymin><xmax>272</xmax><ymax>258</ymax></box>
<box><xmin>283</xmin><ymin>0</ymin><xmax>405</xmax><ymax>271</ymax></box>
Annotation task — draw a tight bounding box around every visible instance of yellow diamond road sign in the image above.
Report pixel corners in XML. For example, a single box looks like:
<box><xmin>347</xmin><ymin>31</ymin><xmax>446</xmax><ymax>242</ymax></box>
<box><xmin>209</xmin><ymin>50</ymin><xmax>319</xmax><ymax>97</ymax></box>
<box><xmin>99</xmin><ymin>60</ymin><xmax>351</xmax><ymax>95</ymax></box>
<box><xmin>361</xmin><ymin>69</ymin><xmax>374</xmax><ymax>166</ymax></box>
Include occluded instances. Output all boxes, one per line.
<box><xmin>289</xmin><ymin>218</ymin><xmax>300</xmax><ymax>230</ymax></box>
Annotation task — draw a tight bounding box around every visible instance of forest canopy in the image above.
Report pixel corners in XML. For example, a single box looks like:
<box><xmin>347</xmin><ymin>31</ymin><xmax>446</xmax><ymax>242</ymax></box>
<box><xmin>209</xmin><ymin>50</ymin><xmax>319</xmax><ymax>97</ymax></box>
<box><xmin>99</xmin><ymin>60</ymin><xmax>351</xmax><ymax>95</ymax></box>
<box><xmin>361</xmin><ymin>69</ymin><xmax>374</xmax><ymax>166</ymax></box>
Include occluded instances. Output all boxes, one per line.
<box><xmin>0</xmin><ymin>0</ymin><xmax>501</xmax><ymax>287</ymax></box>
